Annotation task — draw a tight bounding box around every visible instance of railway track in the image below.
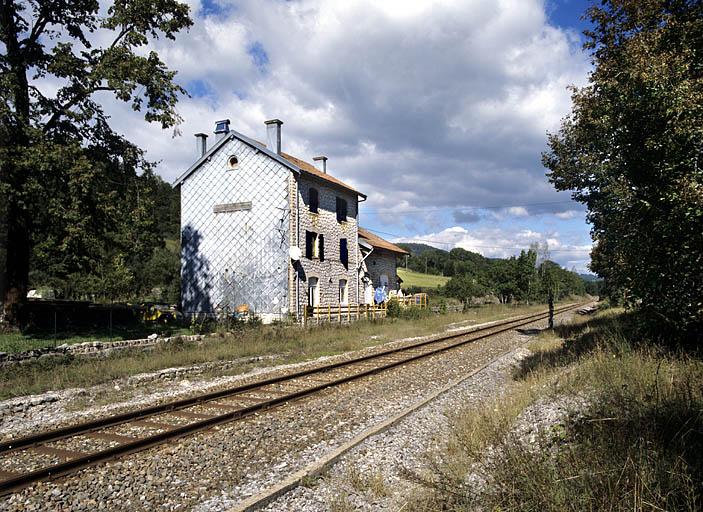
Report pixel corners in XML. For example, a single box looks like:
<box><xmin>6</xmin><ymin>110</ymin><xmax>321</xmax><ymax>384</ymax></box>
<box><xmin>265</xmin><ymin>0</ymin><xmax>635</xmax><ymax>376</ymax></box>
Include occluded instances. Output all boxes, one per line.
<box><xmin>0</xmin><ymin>303</ymin><xmax>583</xmax><ymax>497</ymax></box>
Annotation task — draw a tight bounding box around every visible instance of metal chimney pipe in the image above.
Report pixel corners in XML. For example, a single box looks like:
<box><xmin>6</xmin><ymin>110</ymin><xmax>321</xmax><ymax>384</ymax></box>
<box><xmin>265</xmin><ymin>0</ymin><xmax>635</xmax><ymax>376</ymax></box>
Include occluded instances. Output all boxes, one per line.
<box><xmin>264</xmin><ymin>119</ymin><xmax>283</xmax><ymax>154</ymax></box>
<box><xmin>312</xmin><ymin>156</ymin><xmax>328</xmax><ymax>174</ymax></box>
<box><xmin>214</xmin><ymin>119</ymin><xmax>230</xmax><ymax>141</ymax></box>
<box><xmin>195</xmin><ymin>133</ymin><xmax>208</xmax><ymax>158</ymax></box>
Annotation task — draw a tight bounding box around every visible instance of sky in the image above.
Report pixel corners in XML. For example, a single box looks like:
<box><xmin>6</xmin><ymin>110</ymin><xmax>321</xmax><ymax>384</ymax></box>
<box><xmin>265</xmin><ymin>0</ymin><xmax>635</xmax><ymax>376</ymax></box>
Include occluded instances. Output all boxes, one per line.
<box><xmin>100</xmin><ymin>0</ymin><xmax>598</xmax><ymax>272</ymax></box>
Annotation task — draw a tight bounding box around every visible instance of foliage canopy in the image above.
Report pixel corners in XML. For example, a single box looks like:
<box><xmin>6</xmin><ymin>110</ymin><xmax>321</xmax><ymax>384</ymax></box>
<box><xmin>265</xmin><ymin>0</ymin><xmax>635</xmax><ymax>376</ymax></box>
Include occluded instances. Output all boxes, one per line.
<box><xmin>0</xmin><ymin>0</ymin><xmax>192</xmax><ymax>318</ymax></box>
<box><xmin>543</xmin><ymin>0</ymin><xmax>703</xmax><ymax>337</ymax></box>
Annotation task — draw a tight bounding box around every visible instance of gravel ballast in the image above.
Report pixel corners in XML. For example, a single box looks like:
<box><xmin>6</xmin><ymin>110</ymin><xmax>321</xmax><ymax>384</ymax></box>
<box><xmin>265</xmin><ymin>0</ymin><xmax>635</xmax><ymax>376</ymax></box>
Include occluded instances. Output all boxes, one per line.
<box><xmin>0</xmin><ymin>309</ymin><xmax>581</xmax><ymax>511</ymax></box>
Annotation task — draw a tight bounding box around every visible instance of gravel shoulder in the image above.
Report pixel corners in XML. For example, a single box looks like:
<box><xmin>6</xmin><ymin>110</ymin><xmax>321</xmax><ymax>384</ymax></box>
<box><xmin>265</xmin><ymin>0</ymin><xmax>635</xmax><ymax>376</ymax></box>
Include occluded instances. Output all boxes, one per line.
<box><xmin>0</xmin><ymin>315</ymin><xmax>521</xmax><ymax>442</ymax></box>
<box><xmin>0</xmin><ymin>309</ymin><xmax>580</xmax><ymax>511</ymax></box>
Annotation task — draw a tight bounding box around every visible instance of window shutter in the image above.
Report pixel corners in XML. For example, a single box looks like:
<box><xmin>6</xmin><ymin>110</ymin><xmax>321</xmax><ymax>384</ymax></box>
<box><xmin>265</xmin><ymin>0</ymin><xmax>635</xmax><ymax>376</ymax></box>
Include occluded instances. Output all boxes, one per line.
<box><xmin>336</xmin><ymin>197</ymin><xmax>347</xmax><ymax>222</ymax></box>
<box><xmin>340</xmin><ymin>239</ymin><xmax>348</xmax><ymax>269</ymax></box>
<box><xmin>309</xmin><ymin>188</ymin><xmax>319</xmax><ymax>213</ymax></box>
<box><xmin>305</xmin><ymin>231</ymin><xmax>313</xmax><ymax>259</ymax></box>
<box><xmin>319</xmin><ymin>234</ymin><xmax>325</xmax><ymax>261</ymax></box>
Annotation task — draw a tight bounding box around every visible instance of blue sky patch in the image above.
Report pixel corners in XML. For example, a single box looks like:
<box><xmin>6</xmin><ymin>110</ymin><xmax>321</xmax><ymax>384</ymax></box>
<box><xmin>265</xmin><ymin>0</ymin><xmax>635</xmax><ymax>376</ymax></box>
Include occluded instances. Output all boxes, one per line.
<box><xmin>247</xmin><ymin>41</ymin><xmax>269</xmax><ymax>72</ymax></box>
<box><xmin>200</xmin><ymin>0</ymin><xmax>230</xmax><ymax>17</ymax></box>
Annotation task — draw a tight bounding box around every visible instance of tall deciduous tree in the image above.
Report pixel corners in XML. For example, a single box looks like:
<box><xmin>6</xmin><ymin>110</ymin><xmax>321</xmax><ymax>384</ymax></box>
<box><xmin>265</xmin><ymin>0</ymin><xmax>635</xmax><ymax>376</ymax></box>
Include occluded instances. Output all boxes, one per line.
<box><xmin>544</xmin><ymin>0</ymin><xmax>703</xmax><ymax>338</ymax></box>
<box><xmin>0</xmin><ymin>0</ymin><xmax>192</xmax><ymax>323</ymax></box>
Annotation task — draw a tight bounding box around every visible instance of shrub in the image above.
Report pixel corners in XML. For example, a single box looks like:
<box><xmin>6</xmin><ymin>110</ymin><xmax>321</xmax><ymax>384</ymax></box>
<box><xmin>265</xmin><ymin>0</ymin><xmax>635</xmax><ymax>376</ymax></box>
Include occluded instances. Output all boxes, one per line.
<box><xmin>386</xmin><ymin>298</ymin><xmax>402</xmax><ymax>318</ymax></box>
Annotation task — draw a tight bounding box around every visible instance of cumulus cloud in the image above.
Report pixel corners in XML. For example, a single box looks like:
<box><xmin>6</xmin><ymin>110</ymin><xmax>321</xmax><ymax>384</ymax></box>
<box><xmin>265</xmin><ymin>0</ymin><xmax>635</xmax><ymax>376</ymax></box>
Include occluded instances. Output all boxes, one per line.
<box><xmin>555</xmin><ymin>209</ymin><xmax>580</xmax><ymax>219</ymax></box>
<box><xmin>394</xmin><ymin>225</ymin><xmax>592</xmax><ymax>272</ymax></box>
<box><xmin>34</xmin><ymin>0</ymin><xmax>594</xmax><ymax>268</ymax></box>
<box><xmin>93</xmin><ymin>0</ymin><xmax>589</xmax><ymax>211</ymax></box>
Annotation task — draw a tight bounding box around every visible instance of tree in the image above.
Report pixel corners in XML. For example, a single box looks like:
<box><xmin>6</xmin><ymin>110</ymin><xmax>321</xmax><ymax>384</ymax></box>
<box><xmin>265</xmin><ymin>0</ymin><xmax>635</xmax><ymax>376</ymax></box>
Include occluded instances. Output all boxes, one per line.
<box><xmin>516</xmin><ymin>248</ymin><xmax>537</xmax><ymax>303</ymax></box>
<box><xmin>0</xmin><ymin>0</ymin><xmax>192</xmax><ymax>323</ymax></box>
<box><xmin>543</xmin><ymin>0</ymin><xmax>703</xmax><ymax>338</ymax></box>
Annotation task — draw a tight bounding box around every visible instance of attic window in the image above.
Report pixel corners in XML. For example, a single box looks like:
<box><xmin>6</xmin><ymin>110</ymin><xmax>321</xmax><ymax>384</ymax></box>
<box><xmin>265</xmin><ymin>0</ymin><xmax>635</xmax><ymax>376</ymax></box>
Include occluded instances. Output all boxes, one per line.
<box><xmin>227</xmin><ymin>155</ymin><xmax>239</xmax><ymax>169</ymax></box>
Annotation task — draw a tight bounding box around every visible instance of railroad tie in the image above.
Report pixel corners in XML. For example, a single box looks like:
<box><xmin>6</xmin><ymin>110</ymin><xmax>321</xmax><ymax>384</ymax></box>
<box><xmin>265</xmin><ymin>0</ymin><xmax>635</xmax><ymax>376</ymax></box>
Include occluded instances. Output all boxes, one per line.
<box><xmin>204</xmin><ymin>402</ymin><xmax>242</xmax><ymax>411</ymax></box>
<box><xmin>168</xmin><ymin>410</ymin><xmax>215</xmax><ymax>420</ymax></box>
<box><xmin>0</xmin><ymin>470</ymin><xmax>21</xmax><ymax>480</ymax></box>
<box><xmin>85</xmin><ymin>432</ymin><xmax>138</xmax><ymax>444</ymax></box>
<box><xmin>30</xmin><ymin>445</ymin><xmax>86</xmax><ymax>460</ymax></box>
<box><xmin>131</xmin><ymin>420</ymin><xmax>177</xmax><ymax>431</ymax></box>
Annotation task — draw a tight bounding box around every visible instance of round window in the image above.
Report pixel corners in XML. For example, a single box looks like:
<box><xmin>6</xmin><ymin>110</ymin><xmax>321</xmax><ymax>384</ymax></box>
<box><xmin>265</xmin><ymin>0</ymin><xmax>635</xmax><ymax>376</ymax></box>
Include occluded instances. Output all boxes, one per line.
<box><xmin>227</xmin><ymin>155</ymin><xmax>239</xmax><ymax>169</ymax></box>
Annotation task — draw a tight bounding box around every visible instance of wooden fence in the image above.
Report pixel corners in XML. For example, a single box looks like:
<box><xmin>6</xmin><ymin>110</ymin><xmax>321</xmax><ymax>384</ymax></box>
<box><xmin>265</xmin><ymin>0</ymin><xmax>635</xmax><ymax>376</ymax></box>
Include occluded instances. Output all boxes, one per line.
<box><xmin>303</xmin><ymin>293</ymin><xmax>429</xmax><ymax>325</ymax></box>
<box><xmin>304</xmin><ymin>303</ymin><xmax>388</xmax><ymax>324</ymax></box>
<box><xmin>395</xmin><ymin>293</ymin><xmax>428</xmax><ymax>308</ymax></box>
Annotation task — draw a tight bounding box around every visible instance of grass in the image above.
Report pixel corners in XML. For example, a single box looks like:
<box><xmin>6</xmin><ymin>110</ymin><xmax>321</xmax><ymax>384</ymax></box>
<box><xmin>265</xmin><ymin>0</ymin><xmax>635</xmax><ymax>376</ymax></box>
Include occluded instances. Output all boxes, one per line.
<box><xmin>397</xmin><ymin>268</ymin><xmax>450</xmax><ymax>289</ymax></box>
<box><xmin>0</xmin><ymin>323</ymin><xmax>192</xmax><ymax>353</ymax></box>
<box><xmin>344</xmin><ymin>465</ymin><xmax>389</xmax><ymax>497</ymax></box>
<box><xmin>409</xmin><ymin>308</ymin><xmax>703</xmax><ymax>511</ymax></box>
<box><xmin>0</xmin><ymin>302</ymin><xmax>553</xmax><ymax>400</ymax></box>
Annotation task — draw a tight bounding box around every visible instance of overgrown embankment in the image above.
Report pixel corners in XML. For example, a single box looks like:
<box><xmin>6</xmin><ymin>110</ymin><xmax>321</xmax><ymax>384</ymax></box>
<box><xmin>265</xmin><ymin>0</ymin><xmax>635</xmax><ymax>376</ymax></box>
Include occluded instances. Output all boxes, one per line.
<box><xmin>0</xmin><ymin>303</ymin><xmax>549</xmax><ymax>400</ymax></box>
<box><xmin>413</xmin><ymin>308</ymin><xmax>703</xmax><ymax>511</ymax></box>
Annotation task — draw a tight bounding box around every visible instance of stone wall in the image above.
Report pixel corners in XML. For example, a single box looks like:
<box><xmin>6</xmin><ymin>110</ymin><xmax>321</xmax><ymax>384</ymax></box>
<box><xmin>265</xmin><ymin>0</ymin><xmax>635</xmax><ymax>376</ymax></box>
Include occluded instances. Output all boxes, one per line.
<box><xmin>294</xmin><ymin>175</ymin><xmax>360</xmax><ymax>310</ymax></box>
<box><xmin>366</xmin><ymin>249</ymin><xmax>400</xmax><ymax>291</ymax></box>
<box><xmin>0</xmin><ymin>334</ymin><xmax>206</xmax><ymax>368</ymax></box>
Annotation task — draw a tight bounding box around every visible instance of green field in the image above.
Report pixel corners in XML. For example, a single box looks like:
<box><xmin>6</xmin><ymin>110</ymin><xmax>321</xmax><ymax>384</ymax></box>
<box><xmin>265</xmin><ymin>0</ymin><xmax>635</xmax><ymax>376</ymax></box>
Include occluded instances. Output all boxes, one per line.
<box><xmin>397</xmin><ymin>268</ymin><xmax>450</xmax><ymax>289</ymax></box>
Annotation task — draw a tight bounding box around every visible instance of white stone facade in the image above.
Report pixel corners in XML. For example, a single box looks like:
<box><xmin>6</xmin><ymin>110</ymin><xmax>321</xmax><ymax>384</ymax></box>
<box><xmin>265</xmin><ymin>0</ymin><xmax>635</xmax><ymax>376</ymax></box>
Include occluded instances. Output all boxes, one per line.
<box><xmin>179</xmin><ymin>136</ymin><xmax>291</xmax><ymax>319</ymax></box>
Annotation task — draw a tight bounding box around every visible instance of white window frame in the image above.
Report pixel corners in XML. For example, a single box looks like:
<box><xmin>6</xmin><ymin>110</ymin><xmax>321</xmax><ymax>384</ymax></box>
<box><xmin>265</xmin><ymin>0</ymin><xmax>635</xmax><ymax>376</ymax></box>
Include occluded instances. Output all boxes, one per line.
<box><xmin>339</xmin><ymin>279</ymin><xmax>348</xmax><ymax>305</ymax></box>
<box><xmin>308</xmin><ymin>277</ymin><xmax>320</xmax><ymax>307</ymax></box>
<box><xmin>311</xmin><ymin>233</ymin><xmax>321</xmax><ymax>259</ymax></box>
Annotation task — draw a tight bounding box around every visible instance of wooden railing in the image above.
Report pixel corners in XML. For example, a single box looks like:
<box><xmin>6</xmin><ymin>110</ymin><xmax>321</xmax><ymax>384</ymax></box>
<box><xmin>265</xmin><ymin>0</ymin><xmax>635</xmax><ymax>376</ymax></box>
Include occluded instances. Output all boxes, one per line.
<box><xmin>304</xmin><ymin>303</ymin><xmax>388</xmax><ymax>324</ymax></box>
<box><xmin>303</xmin><ymin>293</ymin><xmax>429</xmax><ymax>325</ymax></box>
<box><xmin>395</xmin><ymin>293</ymin><xmax>428</xmax><ymax>308</ymax></box>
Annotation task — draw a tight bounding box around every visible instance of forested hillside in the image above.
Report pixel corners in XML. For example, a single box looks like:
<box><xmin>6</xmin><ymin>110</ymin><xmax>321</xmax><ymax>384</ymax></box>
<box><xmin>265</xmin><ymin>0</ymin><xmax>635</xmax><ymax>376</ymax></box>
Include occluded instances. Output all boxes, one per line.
<box><xmin>397</xmin><ymin>243</ymin><xmax>598</xmax><ymax>303</ymax></box>
<box><xmin>28</xmin><ymin>176</ymin><xmax>181</xmax><ymax>304</ymax></box>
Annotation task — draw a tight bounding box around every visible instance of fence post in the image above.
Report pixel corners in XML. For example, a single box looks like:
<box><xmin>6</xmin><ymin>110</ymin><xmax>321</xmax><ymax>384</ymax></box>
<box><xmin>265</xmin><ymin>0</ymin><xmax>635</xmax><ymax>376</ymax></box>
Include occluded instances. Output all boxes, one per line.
<box><xmin>347</xmin><ymin>305</ymin><xmax>350</xmax><ymax>323</ymax></box>
<box><xmin>328</xmin><ymin>304</ymin><xmax>331</xmax><ymax>322</ymax></box>
<box><xmin>338</xmin><ymin>304</ymin><xmax>341</xmax><ymax>323</ymax></box>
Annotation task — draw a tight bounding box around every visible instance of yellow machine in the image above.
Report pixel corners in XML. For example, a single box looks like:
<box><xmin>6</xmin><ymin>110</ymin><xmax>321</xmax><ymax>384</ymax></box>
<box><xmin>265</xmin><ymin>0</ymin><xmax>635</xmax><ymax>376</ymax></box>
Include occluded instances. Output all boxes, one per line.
<box><xmin>142</xmin><ymin>303</ymin><xmax>181</xmax><ymax>323</ymax></box>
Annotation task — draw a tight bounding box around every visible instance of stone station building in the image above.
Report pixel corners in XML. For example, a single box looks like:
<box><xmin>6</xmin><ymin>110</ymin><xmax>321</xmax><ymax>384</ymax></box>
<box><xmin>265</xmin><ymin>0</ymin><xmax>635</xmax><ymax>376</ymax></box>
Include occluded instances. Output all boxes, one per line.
<box><xmin>175</xmin><ymin>119</ymin><xmax>405</xmax><ymax>323</ymax></box>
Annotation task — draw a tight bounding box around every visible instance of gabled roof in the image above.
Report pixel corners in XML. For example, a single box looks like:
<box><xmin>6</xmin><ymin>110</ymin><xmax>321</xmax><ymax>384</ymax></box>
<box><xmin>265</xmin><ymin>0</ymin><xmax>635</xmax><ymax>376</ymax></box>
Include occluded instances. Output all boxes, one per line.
<box><xmin>281</xmin><ymin>152</ymin><xmax>366</xmax><ymax>199</ymax></box>
<box><xmin>173</xmin><ymin>129</ymin><xmax>301</xmax><ymax>187</ymax></box>
<box><xmin>358</xmin><ymin>227</ymin><xmax>409</xmax><ymax>255</ymax></box>
<box><xmin>173</xmin><ymin>129</ymin><xmax>366</xmax><ymax>200</ymax></box>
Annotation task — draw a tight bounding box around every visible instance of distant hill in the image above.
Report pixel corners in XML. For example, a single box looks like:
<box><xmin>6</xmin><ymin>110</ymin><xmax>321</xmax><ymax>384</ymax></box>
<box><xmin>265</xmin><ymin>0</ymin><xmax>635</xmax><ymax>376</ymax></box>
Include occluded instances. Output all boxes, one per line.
<box><xmin>579</xmin><ymin>273</ymin><xmax>601</xmax><ymax>282</ymax></box>
<box><xmin>396</xmin><ymin>243</ymin><xmax>447</xmax><ymax>256</ymax></box>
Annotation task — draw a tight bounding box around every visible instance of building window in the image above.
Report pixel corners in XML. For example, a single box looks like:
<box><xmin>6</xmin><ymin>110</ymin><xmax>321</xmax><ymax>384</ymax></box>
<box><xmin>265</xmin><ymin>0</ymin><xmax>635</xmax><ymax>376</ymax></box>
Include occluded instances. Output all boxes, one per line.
<box><xmin>339</xmin><ymin>279</ymin><xmax>348</xmax><ymax>305</ymax></box>
<box><xmin>308</xmin><ymin>277</ymin><xmax>319</xmax><ymax>307</ymax></box>
<box><xmin>309</xmin><ymin>188</ymin><xmax>319</xmax><ymax>213</ymax></box>
<box><xmin>336</xmin><ymin>197</ymin><xmax>347</xmax><ymax>222</ymax></box>
<box><xmin>340</xmin><ymin>238</ymin><xmax>348</xmax><ymax>269</ymax></box>
<box><xmin>380</xmin><ymin>274</ymin><xmax>389</xmax><ymax>288</ymax></box>
<box><xmin>305</xmin><ymin>231</ymin><xmax>324</xmax><ymax>261</ymax></box>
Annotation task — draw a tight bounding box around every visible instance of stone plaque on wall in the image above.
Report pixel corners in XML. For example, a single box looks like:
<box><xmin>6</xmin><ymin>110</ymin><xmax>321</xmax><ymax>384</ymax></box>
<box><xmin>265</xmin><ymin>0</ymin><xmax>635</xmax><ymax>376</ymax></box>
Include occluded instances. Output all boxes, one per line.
<box><xmin>213</xmin><ymin>201</ymin><xmax>252</xmax><ymax>214</ymax></box>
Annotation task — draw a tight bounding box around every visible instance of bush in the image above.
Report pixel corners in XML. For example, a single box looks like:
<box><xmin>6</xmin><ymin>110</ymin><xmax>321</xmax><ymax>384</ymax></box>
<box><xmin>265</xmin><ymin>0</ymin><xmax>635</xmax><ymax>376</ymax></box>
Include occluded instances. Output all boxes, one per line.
<box><xmin>386</xmin><ymin>298</ymin><xmax>402</xmax><ymax>318</ymax></box>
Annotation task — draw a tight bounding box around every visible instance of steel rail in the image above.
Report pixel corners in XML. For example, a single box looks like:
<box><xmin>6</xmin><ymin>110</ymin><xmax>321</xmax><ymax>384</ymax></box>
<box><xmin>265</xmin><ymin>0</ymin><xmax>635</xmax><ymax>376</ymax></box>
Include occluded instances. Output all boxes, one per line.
<box><xmin>0</xmin><ymin>303</ymin><xmax>576</xmax><ymax>454</ymax></box>
<box><xmin>0</xmin><ymin>303</ymin><xmax>583</xmax><ymax>496</ymax></box>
